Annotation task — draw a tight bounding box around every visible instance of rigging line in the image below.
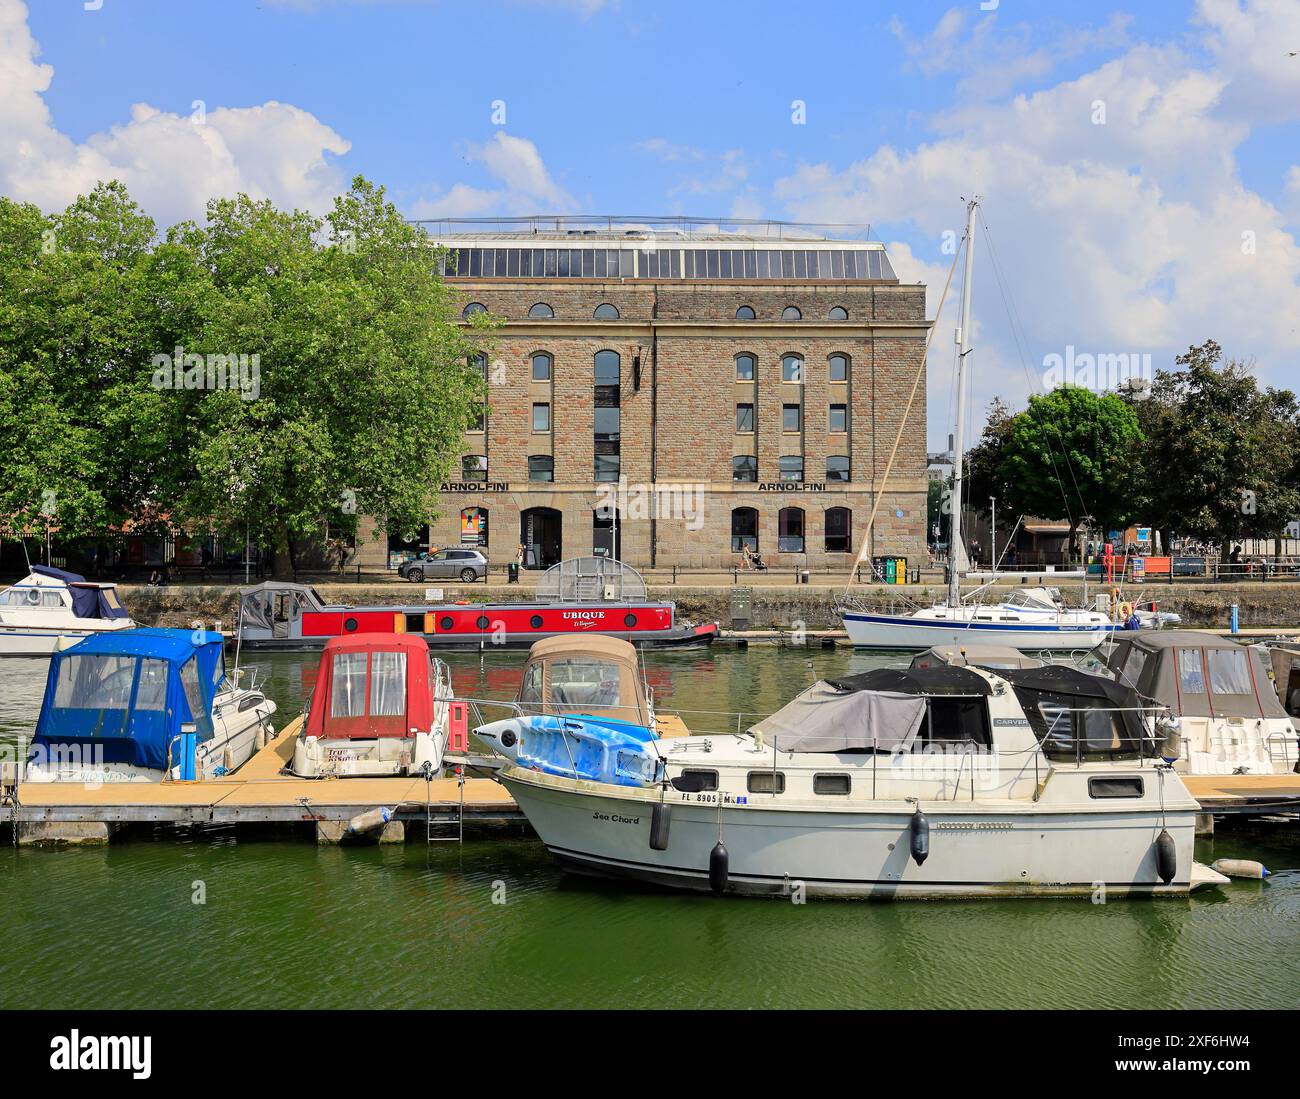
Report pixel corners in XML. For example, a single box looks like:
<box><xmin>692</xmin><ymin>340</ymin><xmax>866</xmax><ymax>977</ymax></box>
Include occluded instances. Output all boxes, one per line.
<box><xmin>979</xmin><ymin>214</ymin><xmax>1088</xmax><ymax>526</ymax></box>
<box><xmin>842</xmin><ymin>230</ymin><xmax>965</xmax><ymax>602</ymax></box>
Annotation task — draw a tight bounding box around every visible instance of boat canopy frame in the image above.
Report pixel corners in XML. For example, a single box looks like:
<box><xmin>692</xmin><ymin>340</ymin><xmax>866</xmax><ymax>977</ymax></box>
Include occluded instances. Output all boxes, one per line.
<box><xmin>534</xmin><ymin>557</ymin><xmax>648</xmax><ymax>603</ymax></box>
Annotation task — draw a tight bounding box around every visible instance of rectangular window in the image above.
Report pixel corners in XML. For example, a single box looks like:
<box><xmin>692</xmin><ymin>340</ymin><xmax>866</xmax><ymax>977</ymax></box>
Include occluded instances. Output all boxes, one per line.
<box><xmin>783</xmin><ymin>404</ymin><xmax>801</xmax><ymax>432</ymax></box>
<box><xmin>827</xmin><ymin>455</ymin><xmax>850</xmax><ymax>482</ymax></box>
<box><xmin>747</xmin><ymin>770</ymin><xmax>786</xmax><ymax>794</ymax></box>
<box><xmin>732</xmin><ymin>455</ymin><xmax>757</xmax><ymax>482</ymax></box>
<box><xmin>1178</xmin><ymin>649</ymin><xmax>1206</xmax><ymax>693</ymax></box>
<box><xmin>330</xmin><ymin>651</ymin><xmax>368</xmax><ymax>718</ymax></box>
<box><xmin>829</xmin><ymin>404</ymin><xmax>847</xmax><ymax>433</ymax></box>
<box><xmin>461</xmin><ymin>454</ymin><xmax>487</xmax><ymax>481</ymax></box>
<box><xmin>680</xmin><ymin>768</ymin><xmax>719</xmax><ymax>791</ymax></box>
<box><xmin>528</xmin><ymin>455</ymin><xmax>554</xmax><ymax>482</ymax></box>
<box><xmin>469</xmin><ymin>406</ymin><xmax>486</xmax><ymax>433</ymax></box>
<box><xmin>825</xmin><ymin>508</ymin><xmax>851</xmax><ymax>553</ymax></box>
<box><xmin>1117</xmin><ymin>647</ymin><xmax>1149</xmax><ymax>689</ymax></box>
<box><xmin>369</xmin><ymin>651</ymin><xmax>407</xmax><ymax>717</ymax></box>
<box><xmin>814</xmin><ymin>773</ymin><xmax>851</xmax><ymax>795</ymax></box>
<box><xmin>779</xmin><ymin>455</ymin><xmax>803</xmax><ymax>482</ymax></box>
<box><xmin>736</xmin><ymin>404</ymin><xmax>754</xmax><ymax>433</ymax></box>
<box><xmin>594</xmin><ymin>454</ymin><xmax>620</xmax><ymax>482</ymax></box>
<box><xmin>1088</xmin><ymin>776</ymin><xmax>1145</xmax><ymax>799</ymax></box>
<box><xmin>1207</xmin><ymin>648</ymin><xmax>1253</xmax><ymax>695</ymax></box>
<box><xmin>532</xmin><ymin>403</ymin><xmax>550</xmax><ymax>432</ymax></box>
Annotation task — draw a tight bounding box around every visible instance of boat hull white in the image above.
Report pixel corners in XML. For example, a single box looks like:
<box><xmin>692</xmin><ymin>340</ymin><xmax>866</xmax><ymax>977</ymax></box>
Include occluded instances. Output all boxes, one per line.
<box><xmin>842</xmin><ymin>611</ymin><xmax>1116</xmax><ymax>652</ymax></box>
<box><xmin>0</xmin><ymin>623</ymin><xmax>133</xmax><ymax>658</ymax></box>
<box><xmin>501</xmin><ymin>770</ymin><xmax>1200</xmax><ymax>899</ymax></box>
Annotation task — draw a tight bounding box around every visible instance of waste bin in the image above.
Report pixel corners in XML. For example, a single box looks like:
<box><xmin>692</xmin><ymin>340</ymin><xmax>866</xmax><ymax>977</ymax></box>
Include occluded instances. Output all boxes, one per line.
<box><xmin>508</xmin><ymin>563</ymin><xmax>519</xmax><ymax>584</ymax></box>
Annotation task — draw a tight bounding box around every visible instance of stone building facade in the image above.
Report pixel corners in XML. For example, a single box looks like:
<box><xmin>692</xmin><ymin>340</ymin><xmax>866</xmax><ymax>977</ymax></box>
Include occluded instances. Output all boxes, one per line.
<box><xmin>376</xmin><ymin>227</ymin><xmax>929</xmax><ymax>573</ymax></box>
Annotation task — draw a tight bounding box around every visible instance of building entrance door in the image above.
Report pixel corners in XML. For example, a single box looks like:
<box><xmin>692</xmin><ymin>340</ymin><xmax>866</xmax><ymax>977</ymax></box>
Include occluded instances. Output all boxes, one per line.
<box><xmin>521</xmin><ymin>507</ymin><xmax>562</xmax><ymax>569</ymax></box>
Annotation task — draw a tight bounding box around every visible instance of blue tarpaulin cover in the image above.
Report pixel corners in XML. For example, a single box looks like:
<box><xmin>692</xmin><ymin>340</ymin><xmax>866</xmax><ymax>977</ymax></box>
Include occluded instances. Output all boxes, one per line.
<box><xmin>29</xmin><ymin>564</ymin><xmax>130</xmax><ymax>620</ymax></box>
<box><xmin>32</xmin><ymin>628</ymin><xmax>226</xmax><ymax>771</ymax></box>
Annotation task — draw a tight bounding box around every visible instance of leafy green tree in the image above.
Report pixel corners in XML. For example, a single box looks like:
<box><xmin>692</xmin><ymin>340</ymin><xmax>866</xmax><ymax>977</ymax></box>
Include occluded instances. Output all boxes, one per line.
<box><xmin>993</xmin><ymin>387</ymin><xmax>1144</xmax><ymax>560</ymax></box>
<box><xmin>963</xmin><ymin>397</ymin><xmax>1016</xmax><ymax>517</ymax></box>
<box><xmin>1127</xmin><ymin>340</ymin><xmax>1300</xmax><ymax>557</ymax></box>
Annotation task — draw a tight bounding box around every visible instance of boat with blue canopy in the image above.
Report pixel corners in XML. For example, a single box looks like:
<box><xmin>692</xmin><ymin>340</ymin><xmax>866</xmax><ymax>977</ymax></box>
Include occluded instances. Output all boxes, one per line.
<box><xmin>25</xmin><ymin>627</ymin><xmax>276</xmax><ymax>783</ymax></box>
<box><xmin>0</xmin><ymin>565</ymin><xmax>135</xmax><ymax>657</ymax></box>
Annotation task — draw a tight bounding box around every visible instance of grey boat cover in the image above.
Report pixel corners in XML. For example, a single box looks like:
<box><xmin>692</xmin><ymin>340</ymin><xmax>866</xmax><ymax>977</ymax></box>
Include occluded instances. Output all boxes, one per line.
<box><xmin>752</xmin><ymin>686</ymin><xmax>927</xmax><ymax>754</ymax></box>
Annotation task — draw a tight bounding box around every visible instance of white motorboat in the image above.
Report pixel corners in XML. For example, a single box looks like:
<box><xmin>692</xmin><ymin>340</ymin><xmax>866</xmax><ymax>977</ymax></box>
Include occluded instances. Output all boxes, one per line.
<box><xmin>0</xmin><ymin>565</ymin><xmax>135</xmax><ymax>656</ymax></box>
<box><xmin>842</xmin><ymin>587</ymin><xmax>1116</xmax><ymax>651</ymax></box>
<box><xmin>24</xmin><ymin>627</ymin><xmax>276</xmax><ymax>784</ymax></box>
<box><xmin>484</xmin><ymin>661</ymin><xmax>1225</xmax><ymax>899</ymax></box>
<box><xmin>290</xmin><ymin>633</ymin><xmax>452</xmax><ymax>778</ymax></box>
<box><xmin>1104</xmin><ymin>631</ymin><xmax>1299</xmax><ymax>775</ymax></box>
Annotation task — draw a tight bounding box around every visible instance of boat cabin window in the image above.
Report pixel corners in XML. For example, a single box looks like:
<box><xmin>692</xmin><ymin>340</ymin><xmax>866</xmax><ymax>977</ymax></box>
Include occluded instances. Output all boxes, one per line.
<box><xmin>370</xmin><ymin>651</ymin><xmax>407</xmax><ymax>717</ymax></box>
<box><xmin>330</xmin><ymin>652</ymin><xmax>368</xmax><ymax>718</ymax></box>
<box><xmin>919</xmin><ymin>696</ymin><xmax>991</xmax><ymax>748</ymax></box>
<box><xmin>1115</xmin><ymin>646</ymin><xmax>1150</xmax><ymax>690</ymax></box>
<box><xmin>1207</xmin><ymin>648</ymin><xmax>1253</xmax><ymax>695</ymax></box>
<box><xmin>405</xmin><ymin>613</ymin><xmax>424</xmax><ymax>633</ymax></box>
<box><xmin>1177</xmin><ymin>648</ymin><xmax>1206</xmax><ymax>693</ymax></box>
<box><xmin>1014</xmin><ymin>688</ymin><xmax>1149</xmax><ymax>761</ymax></box>
<box><xmin>53</xmin><ymin>653</ymin><xmax>138</xmax><ymax>711</ymax></box>
<box><xmin>549</xmin><ymin>658</ymin><xmax>622</xmax><ymax>711</ymax></box>
<box><xmin>748</xmin><ymin>771</ymin><xmax>785</xmax><ymax>794</ymax></box>
<box><xmin>680</xmin><ymin>768</ymin><xmax>718</xmax><ymax>791</ymax></box>
<box><xmin>814</xmin><ymin>773</ymin><xmax>851</xmax><ymax>795</ymax></box>
<box><xmin>519</xmin><ymin>662</ymin><xmax>543</xmax><ymax>708</ymax></box>
<box><xmin>1088</xmin><ymin>776</ymin><xmax>1144</xmax><ymax>799</ymax></box>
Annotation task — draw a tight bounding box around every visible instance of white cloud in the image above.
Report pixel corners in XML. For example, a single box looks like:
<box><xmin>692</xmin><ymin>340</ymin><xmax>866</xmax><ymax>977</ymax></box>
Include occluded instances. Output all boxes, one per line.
<box><xmin>0</xmin><ymin>0</ymin><xmax>350</xmax><ymax>226</ymax></box>
<box><xmin>410</xmin><ymin>132</ymin><xmax>575</xmax><ymax>218</ymax></box>
<box><xmin>775</xmin><ymin>1</ymin><xmax>1300</xmax><ymax>445</ymax></box>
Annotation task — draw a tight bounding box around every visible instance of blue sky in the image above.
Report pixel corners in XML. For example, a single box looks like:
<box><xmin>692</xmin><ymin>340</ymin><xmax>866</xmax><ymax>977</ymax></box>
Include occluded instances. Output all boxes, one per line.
<box><xmin>7</xmin><ymin>0</ymin><xmax>1300</xmax><ymax>449</ymax></box>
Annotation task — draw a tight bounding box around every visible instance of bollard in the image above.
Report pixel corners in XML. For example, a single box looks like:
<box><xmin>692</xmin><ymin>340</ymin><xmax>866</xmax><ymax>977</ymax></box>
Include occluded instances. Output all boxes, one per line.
<box><xmin>1230</xmin><ymin>604</ymin><xmax>1239</xmax><ymax>634</ymax></box>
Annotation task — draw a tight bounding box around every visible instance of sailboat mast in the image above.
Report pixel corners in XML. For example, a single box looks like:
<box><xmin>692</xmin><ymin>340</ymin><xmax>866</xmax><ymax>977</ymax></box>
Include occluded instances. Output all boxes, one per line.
<box><xmin>948</xmin><ymin>197</ymin><xmax>978</xmax><ymax>609</ymax></box>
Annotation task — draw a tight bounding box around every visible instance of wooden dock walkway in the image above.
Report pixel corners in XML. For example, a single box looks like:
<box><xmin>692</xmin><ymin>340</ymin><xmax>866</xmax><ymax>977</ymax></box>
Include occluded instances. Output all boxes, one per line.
<box><xmin>1182</xmin><ymin>773</ymin><xmax>1300</xmax><ymax>814</ymax></box>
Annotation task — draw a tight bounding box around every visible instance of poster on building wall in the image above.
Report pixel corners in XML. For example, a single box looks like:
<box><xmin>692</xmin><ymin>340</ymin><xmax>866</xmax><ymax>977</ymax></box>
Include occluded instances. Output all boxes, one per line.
<box><xmin>461</xmin><ymin>507</ymin><xmax>488</xmax><ymax>546</ymax></box>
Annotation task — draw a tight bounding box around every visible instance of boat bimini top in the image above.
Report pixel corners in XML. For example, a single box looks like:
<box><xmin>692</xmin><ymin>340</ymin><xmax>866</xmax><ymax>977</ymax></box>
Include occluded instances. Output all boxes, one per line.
<box><xmin>305</xmin><ymin>634</ymin><xmax>439</xmax><ymax>740</ymax></box>
<box><xmin>517</xmin><ymin>635</ymin><xmax>651</xmax><ymax>726</ymax></box>
<box><xmin>32</xmin><ymin>628</ymin><xmax>226</xmax><ymax>771</ymax></box>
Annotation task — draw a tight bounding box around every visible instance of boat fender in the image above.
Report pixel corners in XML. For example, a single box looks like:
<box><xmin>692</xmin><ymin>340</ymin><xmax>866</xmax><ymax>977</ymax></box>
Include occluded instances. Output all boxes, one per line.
<box><xmin>346</xmin><ymin>806</ymin><xmax>393</xmax><ymax>836</ymax></box>
<box><xmin>255</xmin><ymin>724</ymin><xmax>268</xmax><ymax>752</ymax></box>
<box><xmin>649</xmin><ymin>802</ymin><xmax>671</xmax><ymax>851</ymax></box>
<box><xmin>1157</xmin><ymin>716</ymin><xmax>1182</xmax><ymax>763</ymax></box>
<box><xmin>909</xmin><ymin>808</ymin><xmax>929</xmax><ymax>866</ymax></box>
<box><xmin>1154</xmin><ymin>828</ymin><xmax>1177</xmax><ymax>884</ymax></box>
<box><xmin>1210</xmin><ymin>858</ymin><xmax>1269</xmax><ymax>879</ymax></box>
<box><xmin>223</xmin><ymin>745</ymin><xmax>234</xmax><ymax>774</ymax></box>
<box><xmin>708</xmin><ymin>841</ymin><xmax>729</xmax><ymax>894</ymax></box>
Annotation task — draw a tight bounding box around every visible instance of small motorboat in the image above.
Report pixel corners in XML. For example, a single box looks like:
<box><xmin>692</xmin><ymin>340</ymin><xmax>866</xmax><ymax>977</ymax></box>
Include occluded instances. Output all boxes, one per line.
<box><xmin>290</xmin><ymin>634</ymin><xmax>453</xmax><ymax>778</ymax></box>
<box><xmin>25</xmin><ymin>628</ymin><xmax>276</xmax><ymax>783</ymax></box>
<box><xmin>0</xmin><ymin>565</ymin><xmax>135</xmax><ymax>656</ymax></box>
<box><xmin>475</xmin><ymin>635</ymin><xmax>661</xmax><ymax>784</ymax></box>
<box><xmin>491</xmin><ymin>660</ymin><xmax>1226</xmax><ymax>899</ymax></box>
<box><xmin>1103</xmin><ymin>631</ymin><xmax>1299</xmax><ymax>775</ymax></box>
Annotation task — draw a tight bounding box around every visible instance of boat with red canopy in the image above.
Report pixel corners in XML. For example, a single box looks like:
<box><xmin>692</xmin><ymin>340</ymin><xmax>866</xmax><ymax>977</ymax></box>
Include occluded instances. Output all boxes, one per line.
<box><xmin>239</xmin><ymin>557</ymin><xmax>718</xmax><ymax>651</ymax></box>
<box><xmin>290</xmin><ymin>633</ymin><xmax>453</xmax><ymax>778</ymax></box>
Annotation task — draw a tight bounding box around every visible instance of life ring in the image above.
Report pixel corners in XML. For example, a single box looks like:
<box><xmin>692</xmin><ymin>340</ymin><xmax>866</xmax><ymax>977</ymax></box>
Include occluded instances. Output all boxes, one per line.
<box><xmin>1117</xmin><ymin>601</ymin><xmax>1134</xmax><ymax>620</ymax></box>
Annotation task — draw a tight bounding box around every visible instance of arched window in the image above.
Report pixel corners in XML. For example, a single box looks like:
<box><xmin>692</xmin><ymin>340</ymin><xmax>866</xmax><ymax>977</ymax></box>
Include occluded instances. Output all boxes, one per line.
<box><xmin>782</xmin><ymin>354</ymin><xmax>804</xmax><ymax>383</ymax></box>
<box><xmin>531</xmin><ymin>351</ymin><xmax>552</xmax><ymax>381</ymax></box>
<box><xmin>470</xmin><ymin>352</ymin><xmax>488</xmax><ymax>378</ymax></box>
<box><xmin>461</xmin><ymin>454</ymin><xmax>488</xmax><ymax>481</ymax></box>
<box><xmin>528</xmin><ymin>302</ymin><xmax>554</xmax><ymax>319</ymax></box>
<box><xmin>779</xmin><ymin>455</ymin><xmax>804</xmax><ymax>482</ymax></box>
<box><xmin>735</xmin><ymin>353</ymin><xmax>755</xmax><ymax>381</ymax></box>
<box><xmin>593</xmin><ymin>303</ymin><xmax>620</xmax><ymax>320</ymax></box>
<box><xmin>736</xmin><ymin>305</ymin><xmax>756</xmax><ymax>320</ymax></box>
<box><xmin>829</xmin><ymin>353</ymin><xmax>849</xmax><ymax>382</ymax></box>
<box><xmin>462</xmin><ymin>302</ymin><xmax>488</xmax><ymax>318</ymax></box>
<box><xmin>825</xmin><ymin>507</ymin><xmax>851</xmax><ymax>553</ymax></box>
<box><xmin>778</xmin><ymin>507</ymin><xmax>805</xmax><ymax>553</ymax></box>
<box><xmin>527</xmin><ymin>455</ymin><xmax>554</xmax><ymax>482</ymax></box>
<box><xmin>461</xmin><ymin>507</ymin><xmax>489</xmax><ymax>548</ymax></box>
<box><xmin>731</xmin><ymin>507</ymin><xmax>758</xmax><ymax>553</ymax></box>
<box><xmin>781</xmin><ymin>306</ymin><xmax>802</xmax><ymax>321</ymax></box>
<box><xmin>827</xmin><ymin>306</ymin><xmax>849</xmax><ymax>320</ymax></box>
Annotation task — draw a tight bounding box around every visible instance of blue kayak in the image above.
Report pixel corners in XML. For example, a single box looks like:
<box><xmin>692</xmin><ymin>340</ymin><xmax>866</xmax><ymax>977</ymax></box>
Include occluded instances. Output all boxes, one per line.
<box><xmin>475</xmin><ymin>714</ymin><xmax>662</xmax><ymax>787</ymax></box>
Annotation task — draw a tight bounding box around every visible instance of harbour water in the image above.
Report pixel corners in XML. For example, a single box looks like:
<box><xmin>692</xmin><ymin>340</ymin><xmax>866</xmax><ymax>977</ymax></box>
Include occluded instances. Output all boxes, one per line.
<box><xmin>1</xmin><ymin>646</ymin><xmax>1298</xmax><ymax>1010</ymax></box>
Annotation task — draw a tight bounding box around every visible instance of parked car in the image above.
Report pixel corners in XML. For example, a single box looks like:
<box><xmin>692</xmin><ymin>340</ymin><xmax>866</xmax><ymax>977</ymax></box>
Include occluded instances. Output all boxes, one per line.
<box><xmin>398</xmin><ymin>549</ymin><xmax>487</xmax><ymax>583</ymax></box>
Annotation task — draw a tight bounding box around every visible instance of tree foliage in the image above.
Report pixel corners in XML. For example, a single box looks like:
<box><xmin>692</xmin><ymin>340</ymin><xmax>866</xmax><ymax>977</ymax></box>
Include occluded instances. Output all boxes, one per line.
<box><xmin>0</xmin><ymin>177</ymin><xmax>484</xmax><ymax>571</ymax></box>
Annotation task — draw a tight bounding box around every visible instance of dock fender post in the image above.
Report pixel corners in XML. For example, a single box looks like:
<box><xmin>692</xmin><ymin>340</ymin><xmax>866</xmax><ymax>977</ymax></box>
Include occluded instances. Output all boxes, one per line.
<box><xmin>649</xmin><ymin>802</ymin><xmax>671</xmax><ymax>851</ymax></box>
<box><xmin>909</xmin><ymin>807</ymin><xmax>929</xmax><ymax>866</ymax></box>
<box><xmin>708</xmin><ymin>841</ymin><xmax>729</xmax><ymax>894</ymax></box>
<box><xmin>1154</xmin><ymin>828</ymin><xmax>1177</xmax><ymax>884</ymax></box>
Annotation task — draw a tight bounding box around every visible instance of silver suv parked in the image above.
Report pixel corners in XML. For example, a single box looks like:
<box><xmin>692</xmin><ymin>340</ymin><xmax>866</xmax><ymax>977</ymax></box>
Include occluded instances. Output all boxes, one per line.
<box><xmin>398</xmin><ymin>549</ymin><xmax>488</xmax><ymax>583</ymax></box>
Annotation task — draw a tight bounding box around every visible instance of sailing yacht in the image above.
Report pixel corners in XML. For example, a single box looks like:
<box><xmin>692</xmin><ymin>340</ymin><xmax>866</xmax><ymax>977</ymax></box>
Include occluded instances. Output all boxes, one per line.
<box><xmin>839</xmin><ymin>199</ymin><xmax>1114</xmax><ymax>652</ymax></box>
